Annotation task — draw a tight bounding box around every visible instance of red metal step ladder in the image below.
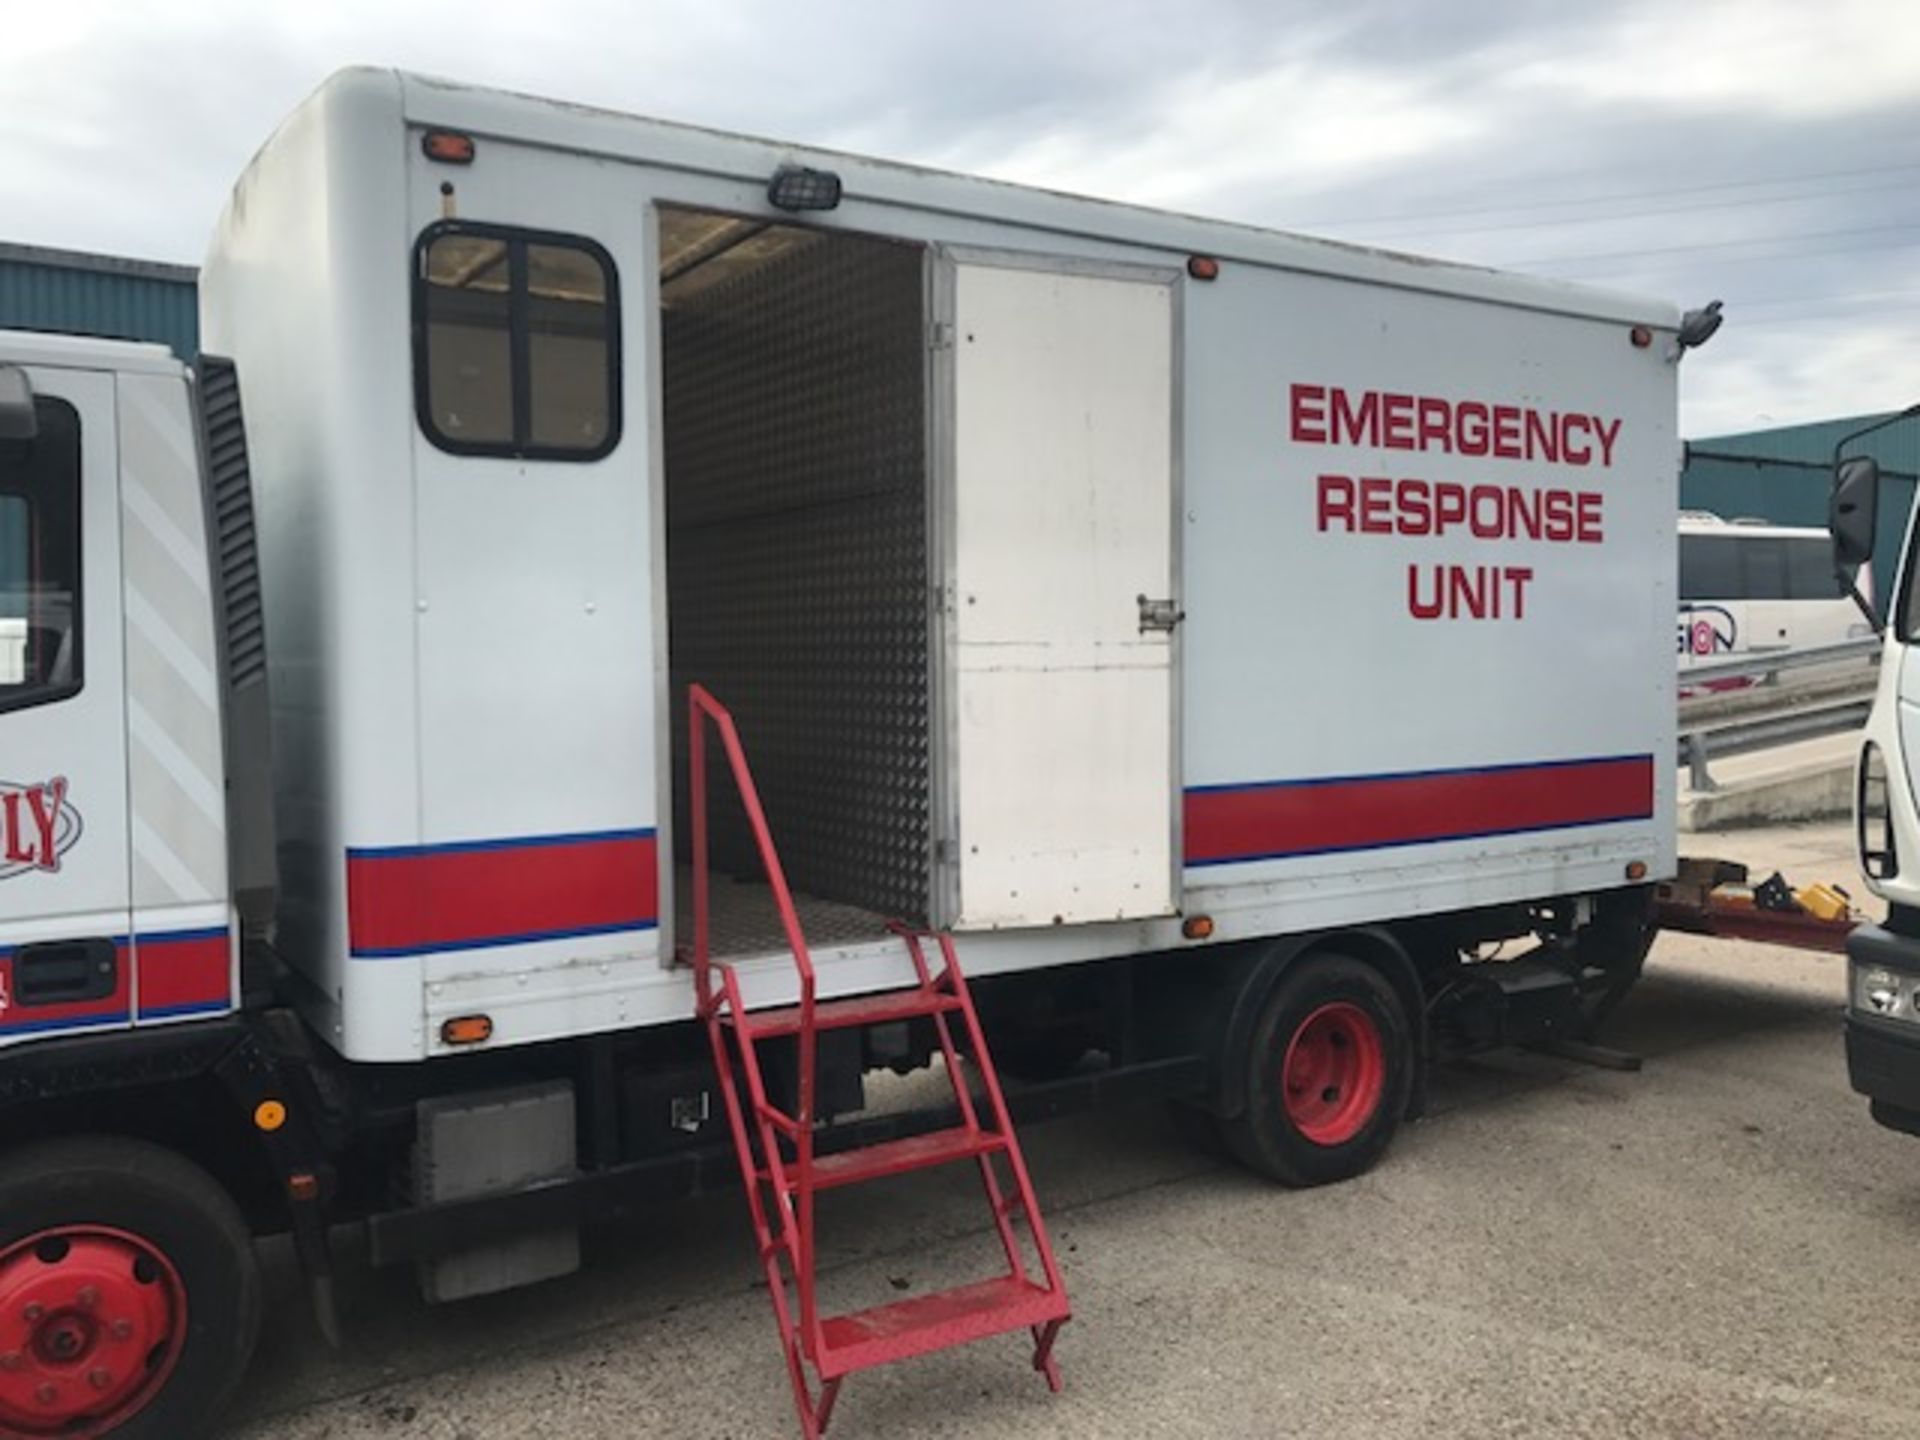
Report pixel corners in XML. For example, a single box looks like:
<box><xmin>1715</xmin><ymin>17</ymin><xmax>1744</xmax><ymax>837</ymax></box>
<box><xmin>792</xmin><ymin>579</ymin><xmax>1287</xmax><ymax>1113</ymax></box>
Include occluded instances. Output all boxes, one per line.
<box><xmin>686</xmin><ymin>685</ymin><xmax>1070</xmax><ymax>1438</ymax></box>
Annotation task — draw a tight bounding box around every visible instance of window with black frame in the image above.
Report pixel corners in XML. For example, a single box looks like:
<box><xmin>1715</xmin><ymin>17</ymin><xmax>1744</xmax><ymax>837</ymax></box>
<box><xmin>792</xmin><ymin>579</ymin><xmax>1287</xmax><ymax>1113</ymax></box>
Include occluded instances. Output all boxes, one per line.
<box><xmin>415</xmin><ymin>224</ymin><xmax>620</xmax><ymax>460</ymax></box>
<box><xmin>0</xmin><ymin>397</ymin><xmax>83</xmax><ymax>712</ymax></box>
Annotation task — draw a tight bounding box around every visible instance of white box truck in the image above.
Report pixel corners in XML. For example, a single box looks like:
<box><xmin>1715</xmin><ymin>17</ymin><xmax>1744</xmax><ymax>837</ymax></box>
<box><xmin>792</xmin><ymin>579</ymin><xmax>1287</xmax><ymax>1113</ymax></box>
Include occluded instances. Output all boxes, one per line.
<box><xmin>0</xmin><ymin>68</ymin><xmax>1699</xmax><ymax>1437</ymax></box>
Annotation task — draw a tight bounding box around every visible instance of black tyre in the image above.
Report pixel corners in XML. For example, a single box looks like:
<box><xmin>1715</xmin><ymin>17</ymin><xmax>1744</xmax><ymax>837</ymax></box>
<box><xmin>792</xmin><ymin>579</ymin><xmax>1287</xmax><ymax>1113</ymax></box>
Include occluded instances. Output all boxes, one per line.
<box><xmin>1220</xmin><ymin>952</ymin><xmax>1413</xmax><ymax>1187</ymax></box>
<box><xmin>0</xmin><ymin>1137</ymin><xmax>262</xmax><ymax>1438</ymax></box>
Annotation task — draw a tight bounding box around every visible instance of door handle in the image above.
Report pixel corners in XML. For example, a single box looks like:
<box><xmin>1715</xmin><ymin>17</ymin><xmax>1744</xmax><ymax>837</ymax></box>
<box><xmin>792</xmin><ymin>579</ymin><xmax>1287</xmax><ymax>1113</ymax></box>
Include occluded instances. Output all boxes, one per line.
<box><xmin>12</xmin><ymin>938</ymin><xmax>118</xmax><ymax>1006</ymax></box>
<box><xmin>1137</xmin><ymin>595</ymin><xmax>1184</xmax><ymax>634</ymax></box>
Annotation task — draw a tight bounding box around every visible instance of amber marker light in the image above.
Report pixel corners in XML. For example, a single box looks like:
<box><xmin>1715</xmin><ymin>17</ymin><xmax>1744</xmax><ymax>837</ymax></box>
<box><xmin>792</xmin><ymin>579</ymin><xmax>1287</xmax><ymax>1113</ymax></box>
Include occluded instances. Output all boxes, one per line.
<box><xmin>441</xmin><ymin>1015</ymin><xmax>494</xmax><ymax>1046</ymax></box>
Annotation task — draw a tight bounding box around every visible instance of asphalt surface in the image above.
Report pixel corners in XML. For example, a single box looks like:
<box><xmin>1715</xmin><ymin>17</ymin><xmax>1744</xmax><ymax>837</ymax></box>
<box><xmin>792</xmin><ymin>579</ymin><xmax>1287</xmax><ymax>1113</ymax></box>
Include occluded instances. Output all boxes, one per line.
<box><xmin>221</xmin><ymin>822</ymin><xmax>1920</xmax><ymax>1440</ymax></box>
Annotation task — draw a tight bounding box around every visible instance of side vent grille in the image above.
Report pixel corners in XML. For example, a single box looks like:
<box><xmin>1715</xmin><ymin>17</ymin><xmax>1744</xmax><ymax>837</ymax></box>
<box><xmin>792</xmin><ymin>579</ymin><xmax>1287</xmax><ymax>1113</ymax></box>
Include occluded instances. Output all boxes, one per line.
<box><xmin>195</xmin><ymin>356</ymin><xmax>267</xmax><ymax>689</ymax></box>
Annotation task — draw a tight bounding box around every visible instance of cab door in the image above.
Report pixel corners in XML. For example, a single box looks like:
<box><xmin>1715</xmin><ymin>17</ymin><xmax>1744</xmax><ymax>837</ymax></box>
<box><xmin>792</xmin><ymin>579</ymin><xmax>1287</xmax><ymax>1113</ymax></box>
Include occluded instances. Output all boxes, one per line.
<box><xmin>0</xmin><ymin>364</ymin><xmax>133</xmax><ymax>1044</ymax></box>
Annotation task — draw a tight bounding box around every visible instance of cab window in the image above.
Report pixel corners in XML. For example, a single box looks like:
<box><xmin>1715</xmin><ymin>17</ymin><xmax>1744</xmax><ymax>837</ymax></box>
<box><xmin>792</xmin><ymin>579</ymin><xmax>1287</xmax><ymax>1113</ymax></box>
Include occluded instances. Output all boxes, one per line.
<box><xmin>0</xmin><ymin>397</ymin><xmax>82</xmax><ymax>711</ymax></box>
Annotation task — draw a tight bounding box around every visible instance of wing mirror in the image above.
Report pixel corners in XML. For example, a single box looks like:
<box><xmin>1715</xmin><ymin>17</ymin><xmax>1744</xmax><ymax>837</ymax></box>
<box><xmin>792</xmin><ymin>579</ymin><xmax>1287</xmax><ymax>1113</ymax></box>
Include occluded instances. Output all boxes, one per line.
<box><xmin>1830</xmin><ymin>455</ymin><xmax>1880</xmax><ymax>630</ymax></box>
<box><xmin>0</xmin><ymin>366</ymin><xmax>36</xmax><ymax>442</ymax></box>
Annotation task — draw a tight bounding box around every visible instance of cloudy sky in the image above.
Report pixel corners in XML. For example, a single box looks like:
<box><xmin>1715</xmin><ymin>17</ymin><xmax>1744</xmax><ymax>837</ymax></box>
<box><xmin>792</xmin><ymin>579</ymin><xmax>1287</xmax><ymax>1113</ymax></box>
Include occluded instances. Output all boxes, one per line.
<box><xmin>3</xmin><ymin>0</ymin><xmax>1916</xmax><ymax>437</ymax></box>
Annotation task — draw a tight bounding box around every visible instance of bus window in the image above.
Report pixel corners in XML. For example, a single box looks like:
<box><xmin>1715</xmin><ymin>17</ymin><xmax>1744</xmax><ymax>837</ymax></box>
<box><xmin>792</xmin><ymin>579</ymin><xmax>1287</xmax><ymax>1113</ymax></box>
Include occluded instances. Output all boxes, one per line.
<box><xmin>1679</xmin><ymin>535</ymin><xmax>1739</xmax><ymax>600</ymax></box>
<box><xmin>1787</xmin><ymin>535</ymin><xmax>1836</xmax><ymax>601</ymax></box>
<box><xmin>1739</xmin><ymin>536</ymin><xmax>1788</xmax><ymax>600</ymax></box>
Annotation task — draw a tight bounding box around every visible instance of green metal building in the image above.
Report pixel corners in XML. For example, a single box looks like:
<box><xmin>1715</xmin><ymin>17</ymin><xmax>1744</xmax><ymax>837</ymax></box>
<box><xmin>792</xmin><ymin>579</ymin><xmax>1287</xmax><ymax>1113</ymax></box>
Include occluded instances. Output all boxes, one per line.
<box><xmin>1684</xmin><ymin>413</ymin><xmax>1920</xmax><ymax>595</ymax></box>
<box><xmin>0</xmin><ymin>242</ymin><xmax>198</xmax><ymax>359</ymax></box>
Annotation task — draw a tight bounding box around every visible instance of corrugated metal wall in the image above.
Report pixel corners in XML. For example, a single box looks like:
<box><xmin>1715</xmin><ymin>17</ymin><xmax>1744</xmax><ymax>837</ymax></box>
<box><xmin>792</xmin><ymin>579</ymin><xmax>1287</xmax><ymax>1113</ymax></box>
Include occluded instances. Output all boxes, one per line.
<box><xmin>0</xmin><ymin>242</ymin><xmax>198</xmax><ymax>359</ymax></box>
<box><xmin>663</xmin><ymin>231</ymin><xmax>930</xmax><ymax>924</ymax></box>
<box><xmin>1684</xmin><ymin>412</ymin><xmax>1920</xmax><ymax>592</ymax></box>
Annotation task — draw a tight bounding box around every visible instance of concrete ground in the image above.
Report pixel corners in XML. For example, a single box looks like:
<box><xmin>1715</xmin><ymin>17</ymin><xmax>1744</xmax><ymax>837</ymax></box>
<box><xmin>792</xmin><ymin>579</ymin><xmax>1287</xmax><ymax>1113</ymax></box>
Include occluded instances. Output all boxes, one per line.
<box><xmin>221</xmin><ymin>822</ymin><xmax>1918</xmax><ymax>1440</ymax></box>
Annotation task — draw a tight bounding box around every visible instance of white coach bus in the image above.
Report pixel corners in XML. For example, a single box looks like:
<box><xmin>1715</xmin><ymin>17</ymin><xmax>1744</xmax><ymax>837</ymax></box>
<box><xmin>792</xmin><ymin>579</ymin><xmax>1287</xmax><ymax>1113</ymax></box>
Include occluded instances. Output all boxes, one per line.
<box><xmin>1678</xmin><ymin>512</ymin><xmax>1869</xmax><ymax>671</ymax></box>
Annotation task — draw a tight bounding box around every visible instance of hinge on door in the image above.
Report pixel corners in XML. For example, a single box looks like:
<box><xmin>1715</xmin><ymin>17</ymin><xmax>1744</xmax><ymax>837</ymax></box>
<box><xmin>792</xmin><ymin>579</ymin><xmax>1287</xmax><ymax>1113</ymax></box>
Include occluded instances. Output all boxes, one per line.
<box><xmin>1137</xmin><ymin>594</ymin><xmax>1185</xmax><ymax>633</ymax></box>
<box><xmin>928</xmin><ymin>321</ymin><xmax>955</xmax><ymax>352</ymax></box>
<box><xmin>934</xmin><ymin>837</ymin><xmax>959</xmax><ymax>864</ymax></box>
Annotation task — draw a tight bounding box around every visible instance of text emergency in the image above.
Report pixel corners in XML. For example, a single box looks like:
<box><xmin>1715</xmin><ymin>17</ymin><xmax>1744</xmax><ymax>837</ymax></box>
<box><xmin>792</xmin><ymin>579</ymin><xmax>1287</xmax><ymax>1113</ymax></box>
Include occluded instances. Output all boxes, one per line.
<box><xmin>0</xmin><ymin>777</ymin><xmax>77</xmax><ymax>877</ymax></box>
<box><xmin>1290</xmin><ymin>383</ymin><xmax>1623</xmax><ymax>621</ymax></box>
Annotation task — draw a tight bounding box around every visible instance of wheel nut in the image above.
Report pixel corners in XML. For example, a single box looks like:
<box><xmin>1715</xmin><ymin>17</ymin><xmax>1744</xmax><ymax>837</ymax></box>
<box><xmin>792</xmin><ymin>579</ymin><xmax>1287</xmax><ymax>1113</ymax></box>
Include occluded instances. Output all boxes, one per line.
<box><xmin>75</xmin><ymin>1286</ymin><xmax>99</xmax><ymax>1310</ymax></box>
<box><xmin>34</xmin><ymin>1382</ymin><xmax>57</xmax><ymax>1406</ymax></box>
<box><xmin>109</xmin><ymin>1319</ymin><xmax>133</xmax><ymax>1341</ymax></box>
<box><xmin>0</xmin><ymin>1351</ymin><xmax>22</xmax><ymax>1371</ymax></box>
<box><xmin>88</xmin><ymin>1367</ymin><xmax>112</xmax><ymax>1391</ymax></box>
<box><xmin>21</xmin><ymin>1303</ymin><xmax>43</xmax><ymax>1323</ymax></box>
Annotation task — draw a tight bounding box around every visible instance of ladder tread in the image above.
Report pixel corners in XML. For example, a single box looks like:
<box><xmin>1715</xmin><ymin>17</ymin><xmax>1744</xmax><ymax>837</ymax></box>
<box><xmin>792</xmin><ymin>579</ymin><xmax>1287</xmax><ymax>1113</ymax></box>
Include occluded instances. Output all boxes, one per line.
<box><xmin>729</xmin><ymin>987</ymin><xmax>962</xmax><ymax>1039</ymax></box>
<box><xmin>786</xmin><ymin>1126</ymin><xmax>1006</xmax><ymax>1193</ymax></box>
<box><xmin>817</xmin><ymin>1275</ymin><xmax>1069</xmax><ymax>1379</ymax></box>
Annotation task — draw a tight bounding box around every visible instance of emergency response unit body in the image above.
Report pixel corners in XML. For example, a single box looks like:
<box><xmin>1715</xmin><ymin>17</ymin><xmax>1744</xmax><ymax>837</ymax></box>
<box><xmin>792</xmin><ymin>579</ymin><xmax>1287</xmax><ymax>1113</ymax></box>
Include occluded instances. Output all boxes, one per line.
<box><xmin>0</xmin><ymin>68</ymin><xmax>1682</xmax><ymax>1436</ymax></box>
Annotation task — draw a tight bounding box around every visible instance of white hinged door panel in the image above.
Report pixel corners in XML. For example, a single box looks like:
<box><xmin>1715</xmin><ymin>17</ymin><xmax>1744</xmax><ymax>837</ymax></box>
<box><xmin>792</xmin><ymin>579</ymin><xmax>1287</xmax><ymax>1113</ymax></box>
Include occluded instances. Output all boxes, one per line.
<box><xmin>944</xmin><ymin>259</ymin><xmax>1177</xmax><ymax>929</ymax></box>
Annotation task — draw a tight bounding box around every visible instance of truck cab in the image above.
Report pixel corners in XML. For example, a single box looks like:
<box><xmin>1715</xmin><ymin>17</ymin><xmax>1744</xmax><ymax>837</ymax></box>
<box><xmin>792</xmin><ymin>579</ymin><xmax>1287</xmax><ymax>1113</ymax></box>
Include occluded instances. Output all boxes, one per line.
<box><xmin>1825</xmin><ymin>410</ymin><xmax>1920</xmax><ymax>1133</ymax></box>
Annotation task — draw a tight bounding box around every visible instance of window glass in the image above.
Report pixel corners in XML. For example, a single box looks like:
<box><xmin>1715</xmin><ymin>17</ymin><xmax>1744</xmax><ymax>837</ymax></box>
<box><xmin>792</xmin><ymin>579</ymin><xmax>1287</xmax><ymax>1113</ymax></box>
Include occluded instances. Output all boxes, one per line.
<box><xmin>526</xmin><ymin>242</ymin><xmax>613</xmax><ymax>451</ymax></box>
<box><xmin>0</xmin><ymin>398</ymin><xmax>83</xmax><ymax>710</ymax></box>
<box><xmin>1787</xmin><ymin>536</ymin><xmax>1837</xmax><ymax>600</ymax></box>
<box><xmin>1679</xmin><ymin>535</ymin><xmax>1740</xmax><ymax>600</ymax></box>
<box><xmin>422</xmin><ymin>234</ymin><xmax>513</xmax><ymax>446</ymax></box>
<box><xmin>1740</xmin><ymin>537</ymin><xmax>1789</xmax><ymax>600</ymax></box>
<box><xmin>416</xmin><ymin>226</ymin><xmax>618</xmax><ymax>459</ymax></box>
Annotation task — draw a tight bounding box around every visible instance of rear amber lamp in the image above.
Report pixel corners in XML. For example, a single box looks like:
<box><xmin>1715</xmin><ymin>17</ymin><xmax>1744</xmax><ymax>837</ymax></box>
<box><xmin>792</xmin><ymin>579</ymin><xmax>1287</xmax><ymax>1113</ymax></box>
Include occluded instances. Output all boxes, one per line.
<box><xmin>1625</xmin><ymin>860</ymin><xmax>1648</xmax><ymax>881</ymax></box>
<box><xmin>1187</xmin><ymin>255</ymin><xmax>1221</xmax><ymax>281</ymax></box>
<box><xmin>253</xmin><ymin>1099</ymin><xmax>288</xmax><ymax>1132</ymax></box>
<box><xmin>1182</xmin><ymin>915</ymin><xmax>1215</xmax><ymax>940</ymax></box>
<box><xmin>441</xmin><ymin>1015</ymin><xmax>494</xmax><ymax>1046</ymax></box>
<box><xmin>422</xmin><ymin>130</ymin><xmax>477</xmax><ymax>164</ymax></box>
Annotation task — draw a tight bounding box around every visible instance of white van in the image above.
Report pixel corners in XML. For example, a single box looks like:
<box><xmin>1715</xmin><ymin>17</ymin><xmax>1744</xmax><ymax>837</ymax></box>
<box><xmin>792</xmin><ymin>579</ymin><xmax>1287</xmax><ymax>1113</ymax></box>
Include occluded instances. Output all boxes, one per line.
<box><xmin>1678</xmin><ymin>513</ymin><xmax>1867</xmax><ymax>673</ymax></box>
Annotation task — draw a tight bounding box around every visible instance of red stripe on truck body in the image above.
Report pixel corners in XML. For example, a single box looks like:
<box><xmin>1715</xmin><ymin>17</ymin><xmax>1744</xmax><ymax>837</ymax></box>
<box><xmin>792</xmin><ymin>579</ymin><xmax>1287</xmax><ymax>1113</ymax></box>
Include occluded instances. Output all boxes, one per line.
<box><xmin>1185</xmin><ymin>755</ymin><xmax>1654</xmax><ymax>867</ymax></box>
<box><xmin>346</xmin><ymin>829</ymin><xmax>659</xmax><ymax>958</ymax></box>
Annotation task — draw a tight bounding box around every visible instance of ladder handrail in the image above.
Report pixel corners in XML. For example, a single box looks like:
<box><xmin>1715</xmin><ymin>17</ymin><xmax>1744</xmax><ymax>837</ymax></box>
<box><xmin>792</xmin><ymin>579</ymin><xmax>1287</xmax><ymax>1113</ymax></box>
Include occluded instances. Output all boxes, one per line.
<box><xmin>687</xmin><ymin>683</ymin><xmax>818</xmax><ymax>1024</ymax></box>
<box><xmin>687</xmin><ymin>683</ymin><xmax>822</xmax><ymax>1350</ymax></box>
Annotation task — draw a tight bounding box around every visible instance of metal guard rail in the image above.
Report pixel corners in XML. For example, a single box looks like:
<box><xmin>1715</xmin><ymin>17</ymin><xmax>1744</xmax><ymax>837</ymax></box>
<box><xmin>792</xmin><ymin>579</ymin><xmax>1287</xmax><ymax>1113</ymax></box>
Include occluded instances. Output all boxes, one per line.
<box><xmin>1680</xmin><ymin>693</ymin><xmax>1874</xmax><ymax>792</ymax></box>
<box><xmin>1680</xmin><ymin>634</ymin><xmax>1881</xmax><ymax>691</ymax></box>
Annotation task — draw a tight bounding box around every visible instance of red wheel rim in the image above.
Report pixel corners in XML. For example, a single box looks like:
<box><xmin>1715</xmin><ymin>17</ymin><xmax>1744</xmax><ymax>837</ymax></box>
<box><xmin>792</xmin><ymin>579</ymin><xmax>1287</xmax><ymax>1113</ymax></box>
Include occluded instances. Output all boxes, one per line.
<box><xmin>0</xmin><ymin>1227</ymin><xmax>186</xmax><ymax>1438</ymax></box>
<box><xmin>1280</xmin><ymin>1001</ymin><xmax>1386</xmax><ymax>1146</ymax></box>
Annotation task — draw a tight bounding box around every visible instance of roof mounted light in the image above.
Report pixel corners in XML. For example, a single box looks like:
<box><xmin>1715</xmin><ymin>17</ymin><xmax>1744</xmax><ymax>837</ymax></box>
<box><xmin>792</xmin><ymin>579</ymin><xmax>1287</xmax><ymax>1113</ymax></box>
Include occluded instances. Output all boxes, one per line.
<box><xmin>767</xmin><ymin>165</ymin><xmax>842</xmax><ymax>213</ymax></box>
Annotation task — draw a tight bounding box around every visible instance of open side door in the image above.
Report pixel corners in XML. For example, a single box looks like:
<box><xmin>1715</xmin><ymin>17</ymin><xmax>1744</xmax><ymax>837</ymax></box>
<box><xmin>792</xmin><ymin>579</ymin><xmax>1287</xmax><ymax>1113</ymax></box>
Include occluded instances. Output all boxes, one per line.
<box><xmin>932</xmin><ymin>253</ymin><xmax>1180</xmax><ymax>930</ymax></box>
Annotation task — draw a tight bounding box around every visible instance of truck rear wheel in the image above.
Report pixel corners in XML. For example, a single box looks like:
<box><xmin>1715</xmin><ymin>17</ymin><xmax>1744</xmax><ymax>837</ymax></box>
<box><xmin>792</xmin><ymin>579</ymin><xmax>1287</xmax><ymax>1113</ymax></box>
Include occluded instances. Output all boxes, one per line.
<box><xmin>0</xmin><ymin>1137</ymin><xmax>261</xmax><ymax>1439</ymax></box>
<box><xmin>1222</xmin><ymin>952</ymin><xmax>1413</xmax><ymax>1187</ymax></box>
